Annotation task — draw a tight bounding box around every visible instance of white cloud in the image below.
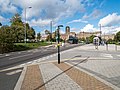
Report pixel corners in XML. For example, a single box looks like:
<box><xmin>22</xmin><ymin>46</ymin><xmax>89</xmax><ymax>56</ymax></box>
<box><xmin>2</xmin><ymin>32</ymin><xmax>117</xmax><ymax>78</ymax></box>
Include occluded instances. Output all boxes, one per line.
<box><xmin>0</xmin><ymin>0</ymin><xmax>17</xmax><ymax>14</ymax></box>
<box><xmin>30</xmin><ymin>19</ymin><xmax>51</xmax><ymax>27</ymax></box>
<box><xmin>10</xmin><ymin>0</ymin><xmax>85</xmax><ymax>24</ymax></box>
<box><xmin>81</xmin><ymin>24</ymin><xmax>99</xmax><ymax>32</ymax></box>
<box><xmin>29</xmin><ymin>18</ymin><xmax>59</xmax><ymax>28</ymax></box>
<box><xmin>115</xmin><ymin>27</ymin><xmax>120</xmax><ymax>33</ymax></box>
<box><xmin>98</xmin><ymin>13</ymin><xmax>120</xmax><ymax>27</ymax></box>
<box><xmin>0</xmin><ymin>16</ymin><xmax>7</xmax><ymax>22</ymax></box>
<box><xmin>0</xmin><ymin>0</ymin><xmax>87</xmax><ymax>27</ymax></box>
<box><xmin>71</xmin><ymin>28</ymin><xmax>81</xmax><ymax>33</ymax></box>
<box><xmin>102</xmin><ymin>26</ymin><xmax>120</xmax><ymax>34</ymax></box>
<box><xmin>67</xmin><ymin>19</ymin><xmax>88</xmax><ymax>24</ymax></box>
<box><xmin>82</xmin><ymin>9</ymin><xmax>101</xmax><ymax>20</ymax></box>
<box><xmin>99</xmin><ymin>0</ymin><xmax>106</xmax><ymax>8</ymax></box>
<box><xmin>80</xmin><ymin>24</ymin><xmax>120</xmax><ymax>35</ymax></box>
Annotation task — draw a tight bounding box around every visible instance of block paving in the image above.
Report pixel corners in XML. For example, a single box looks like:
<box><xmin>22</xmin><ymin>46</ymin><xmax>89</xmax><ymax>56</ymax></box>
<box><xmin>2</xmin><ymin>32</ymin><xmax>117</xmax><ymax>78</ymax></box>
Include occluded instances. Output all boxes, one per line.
<box><xmin>18</xmin><ymin>61</ymin><xmax>117</xmax><ymax>90</ymax></box>
<box><xmin>54</xmin><ymin>62</ymin><xmax>114</xmax><ymax>90</ymax></box>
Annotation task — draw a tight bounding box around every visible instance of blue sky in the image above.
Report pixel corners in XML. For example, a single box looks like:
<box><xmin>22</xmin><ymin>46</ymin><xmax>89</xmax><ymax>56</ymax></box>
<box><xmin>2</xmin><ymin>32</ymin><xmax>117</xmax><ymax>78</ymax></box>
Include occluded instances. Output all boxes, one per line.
<box><xmin>0</xmin><ymin>0</ymin><xmax>120</xmax><ymax>35</ymax></box>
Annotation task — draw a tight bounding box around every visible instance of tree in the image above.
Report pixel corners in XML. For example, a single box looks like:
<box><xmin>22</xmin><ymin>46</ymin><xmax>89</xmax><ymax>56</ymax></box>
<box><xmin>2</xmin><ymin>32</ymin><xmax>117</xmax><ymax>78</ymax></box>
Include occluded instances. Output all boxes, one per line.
<box><xmin>52</xmin><ymin>30</ymin><xmax>57</xmax><ymax>39</ymax></box>
<box><xmin>89</xmin><ymin>35</ymin><xmax>96</xmax><ymax>43</ymax></box>
<box><xmin>10</xmin><ymin>25</ymin><xmax>25</xmax><ymax>42</ymax></box>
<box><xmin>114</xmin><ymin>31</ymin><xmax>120</xmax><ymax>42</ymax></box>
<box><xmin>80</xmin><ymin>37</ymin><xmax>85</xmax><ymax>41</ymax></box>
<box><xmin>10</xmin><ymin>13</ymin><xmax>36</xmax><ymax>42</ymax></box>
<box><xmin>27</xmin><ymin>27</ymin><xmax>35</xmax><ymax>40</ymax></box>
<box><xmin>45</xmin><ymin>30</ymin><xmax>51</xmax><ymax>35</ymax></box>
<box><xmin>37</xmin><ymin>32</ymin><xmax>41</xmax><ymax>41</ymax></box>
<box><xmin>107</xmin><ymin>38</ymin><xmax>114</xmax><ymax>44</ymax></box>
<box><xmin>45</xmin><ymin>30</ymin><xmax>51</xmax><ymax>41</ymax></box>
<box><xmin>10</xmin><ymin>13</ymin><xmax>23</xmax><ymax>26</ymax></box>
<box><xmin>0</xmin><ymin>25</ymin><xmax>15</xmax><ymax>53</ymax></box>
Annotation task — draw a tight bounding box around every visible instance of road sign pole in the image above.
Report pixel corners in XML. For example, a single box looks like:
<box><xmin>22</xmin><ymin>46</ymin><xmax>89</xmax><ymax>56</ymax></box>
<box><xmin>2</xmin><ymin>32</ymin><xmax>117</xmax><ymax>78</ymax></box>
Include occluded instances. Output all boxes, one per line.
<box><xmin>57</xmin><ymin>27</ymin><xmax>60</xmax><ymax>64</ymax></box>
<box><xmin>57</xmin><ymin>25</ymin><xmax>63</xmax><ymax>64</ymax></box>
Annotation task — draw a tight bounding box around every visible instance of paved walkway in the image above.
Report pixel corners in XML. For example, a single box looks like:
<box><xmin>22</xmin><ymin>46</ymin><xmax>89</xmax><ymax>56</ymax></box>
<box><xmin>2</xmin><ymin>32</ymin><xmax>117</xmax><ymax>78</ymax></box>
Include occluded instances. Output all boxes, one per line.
<box><xmin>13</xmin><ymin>44</ymin><xmax>120</xmax><ymax>90</ymax></box>
<box><xmin>77</xmin><ymin>44</ymin><xmax>120</xmax><ymax>51</ymax></box>
<box><xmin>14</xmin><ymin>61</ymin><xmax>120</xmax><ymax>90</ymax></box>
<box><xmin>40</xmin><ymin>63</ymin><xmax>82</xmax><ymax>90</ymax></box>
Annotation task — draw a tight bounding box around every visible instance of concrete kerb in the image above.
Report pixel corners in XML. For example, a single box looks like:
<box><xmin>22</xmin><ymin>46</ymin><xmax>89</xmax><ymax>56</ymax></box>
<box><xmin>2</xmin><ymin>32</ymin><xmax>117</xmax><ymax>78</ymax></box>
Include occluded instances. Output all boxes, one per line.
<box><xmin>14</xmin><ymin>66</ymin><xmax>27</xmax><ymax>90</ymax></box>
<box><xmin>66</xmin><ymin>62</ymin><xmax>120</xmax><ymax>90</ymax></box>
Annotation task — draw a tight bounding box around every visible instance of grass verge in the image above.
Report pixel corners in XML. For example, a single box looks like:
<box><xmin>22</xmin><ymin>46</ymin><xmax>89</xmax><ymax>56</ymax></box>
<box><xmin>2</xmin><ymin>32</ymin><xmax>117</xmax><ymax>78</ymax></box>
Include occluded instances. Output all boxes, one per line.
<box><xmin>14</xmin><ymin>42</ymin><xmax>51</xmax><ymax>51</ymax></box>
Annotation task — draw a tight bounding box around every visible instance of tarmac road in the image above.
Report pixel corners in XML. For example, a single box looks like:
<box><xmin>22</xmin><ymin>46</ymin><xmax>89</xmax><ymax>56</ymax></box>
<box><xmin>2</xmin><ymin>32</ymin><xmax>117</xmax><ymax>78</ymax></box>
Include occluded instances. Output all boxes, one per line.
<box><xmin>0</xmin><ymin>43</ymin><xmax>83</xmax><ymax>70</ymax></box>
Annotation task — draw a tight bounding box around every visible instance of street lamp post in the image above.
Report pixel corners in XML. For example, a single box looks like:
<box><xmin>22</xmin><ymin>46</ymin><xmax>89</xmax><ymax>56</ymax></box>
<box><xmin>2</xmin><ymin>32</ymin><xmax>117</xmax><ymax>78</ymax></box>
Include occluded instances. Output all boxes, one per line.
<box><xmin>50</xmin><ymin>21</ymin><xmax>52</xmax><ymax>44</ymax></box>
<box><xmin>99</xmin><ymin>24</ymin><xmax>101</xmax><ymax>38</ymax></box>
<box><xmin>57</xmin><ymin>25</ymin><xmax>63</xmax><ymax>64</ymax></box>
<box><xmin>24</xmin><ymin>7</ymin><xmax>32</xmax><ymax>44</ymax></box>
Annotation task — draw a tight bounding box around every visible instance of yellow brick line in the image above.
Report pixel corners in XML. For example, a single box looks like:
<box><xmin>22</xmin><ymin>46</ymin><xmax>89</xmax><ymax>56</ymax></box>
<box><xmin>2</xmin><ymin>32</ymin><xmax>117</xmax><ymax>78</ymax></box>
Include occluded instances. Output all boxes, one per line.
<box><xmin>21</xmin><ymin>65</ymin><xmax>45</xmax><ymax>90</ymax></box>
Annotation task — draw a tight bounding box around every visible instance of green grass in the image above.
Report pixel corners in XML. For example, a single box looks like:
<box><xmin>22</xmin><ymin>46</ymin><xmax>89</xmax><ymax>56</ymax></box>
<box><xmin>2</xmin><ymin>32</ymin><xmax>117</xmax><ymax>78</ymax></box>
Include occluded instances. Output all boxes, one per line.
<box><xmin>14</xmin><ymin>42</ymin><xmax>51</xmax><ymax>51</ymax></box>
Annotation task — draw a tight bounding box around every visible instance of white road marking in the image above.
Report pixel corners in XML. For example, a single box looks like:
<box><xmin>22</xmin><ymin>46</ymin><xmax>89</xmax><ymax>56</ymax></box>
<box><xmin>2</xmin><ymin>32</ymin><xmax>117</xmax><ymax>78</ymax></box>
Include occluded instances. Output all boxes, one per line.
<box><xmin>6</xmin><ymin>69</ymin><xmax>22</xmax><ymax>75</ymax></box>
<box><xmin>5</xmin><ymin>54</ymin><xmax>10</xmax><ymax>56</ymax></box>
<box><xmin>14</xmin><ymin>67</ymin><xmax>27</xmax><ymax>90</ymax></box>
<box><xmin>9</xmin><ymin>54</ymin><xmax>33</xmax><ymax>60</ymax></box>
<box><xmin>27</xmin><ymin>61</ymin><xmax>32</xmax><ymax>64</ymax></box>
<box><xmin>46</xmin><ymin>56</ymin><xmax>49</xmax><ymax>59</ymax></box>
<box><xmin>52</xmin><ymin>54</ymin><xmax>55</xmax><ymax>56</ymax></box>
<box><xmin>0</xmin><ymin>54</ymin><xmax>10</xmax><ymax>58</ymax></box>
<box><xmin>50</xmin><ymin>55</ymin><xmax>53</xmax><ymax>57</ymax></box>
<box><xmin>19</xmin><ymin>64</ymin><xmax>26</xmax><ymax>67</ymax></box>
<box><xmin>34</xmin><ymin>60</ymin><xmax>38</xmax><ymax>62</ymax></box>
<box><xmin>27</xmin><ymin>50</ymin><xmax>32</xmax><ymax>52</ymax></box>
<box><xmin>18</xmin><ymin>52</ymin><xmax>21</xmax><ymax>54</ymax></box>
<box><xmin>0</xmin><ymin>56</ymin><xmax>6</xmax><ymax>58</ymax></box>
<box><xmin>41</xmin><ymin>58</ymin><xmax>45</xmax><ymax>60</ymax></box>
<box><xmin>101</xmin><ymin>53</ymin><xmax>113</xmax><ymax>58</ymax></box>
<box><xmin>117</xmin><ymin>55</ymin><xmax>120</xmax><ymax>57</ymax></box>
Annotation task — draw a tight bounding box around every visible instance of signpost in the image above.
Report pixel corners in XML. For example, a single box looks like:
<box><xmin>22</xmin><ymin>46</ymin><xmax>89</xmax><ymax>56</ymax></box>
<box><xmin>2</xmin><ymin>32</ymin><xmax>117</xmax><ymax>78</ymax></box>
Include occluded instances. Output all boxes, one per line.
<box><xmin>57</xmin><ymin>25</ymin><xmax>63</xmax><ymax>64</ymax></box>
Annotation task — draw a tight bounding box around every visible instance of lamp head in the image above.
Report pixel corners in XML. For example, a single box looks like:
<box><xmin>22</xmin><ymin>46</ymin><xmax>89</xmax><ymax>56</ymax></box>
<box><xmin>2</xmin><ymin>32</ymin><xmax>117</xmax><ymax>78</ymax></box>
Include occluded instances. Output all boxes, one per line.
<box><xmin>58</xmin><ymin>25</ymin><xmax>63</xmax><ymax>28</ymax></box>
<box><xmin>28</xmin><ymin>7</ymin><xmax>32</xmax><ymax>8</ymax></box>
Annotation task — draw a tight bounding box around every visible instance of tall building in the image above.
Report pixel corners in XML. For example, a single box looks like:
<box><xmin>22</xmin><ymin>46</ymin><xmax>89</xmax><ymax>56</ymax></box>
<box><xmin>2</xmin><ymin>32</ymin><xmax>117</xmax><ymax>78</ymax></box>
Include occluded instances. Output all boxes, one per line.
<box><xmin>65</xmin><ymin>26</ymin><xmax>70</xmax><ymax>34</ymax></box>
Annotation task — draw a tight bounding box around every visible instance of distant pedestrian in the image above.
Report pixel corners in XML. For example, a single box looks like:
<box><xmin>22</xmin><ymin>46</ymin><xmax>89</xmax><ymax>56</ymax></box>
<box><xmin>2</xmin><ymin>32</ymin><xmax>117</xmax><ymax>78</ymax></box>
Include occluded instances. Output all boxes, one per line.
<box><xmin>105</xmin><ymin>41</ymin><xmax>108</xmax><ymax>50</ymax></box>
<box><xmin>105</xmin><ymin>41</ymin><xmax>108</xmax><ymax>46</ymax></box>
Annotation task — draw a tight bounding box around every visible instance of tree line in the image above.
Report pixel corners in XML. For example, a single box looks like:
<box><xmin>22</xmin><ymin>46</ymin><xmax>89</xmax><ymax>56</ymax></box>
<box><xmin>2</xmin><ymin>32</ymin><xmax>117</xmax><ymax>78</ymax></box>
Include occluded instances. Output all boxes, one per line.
<box><xmin>0</xmin><ymin>13</ymin><xmax>35</xmax><ymax>53</ymax></box>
